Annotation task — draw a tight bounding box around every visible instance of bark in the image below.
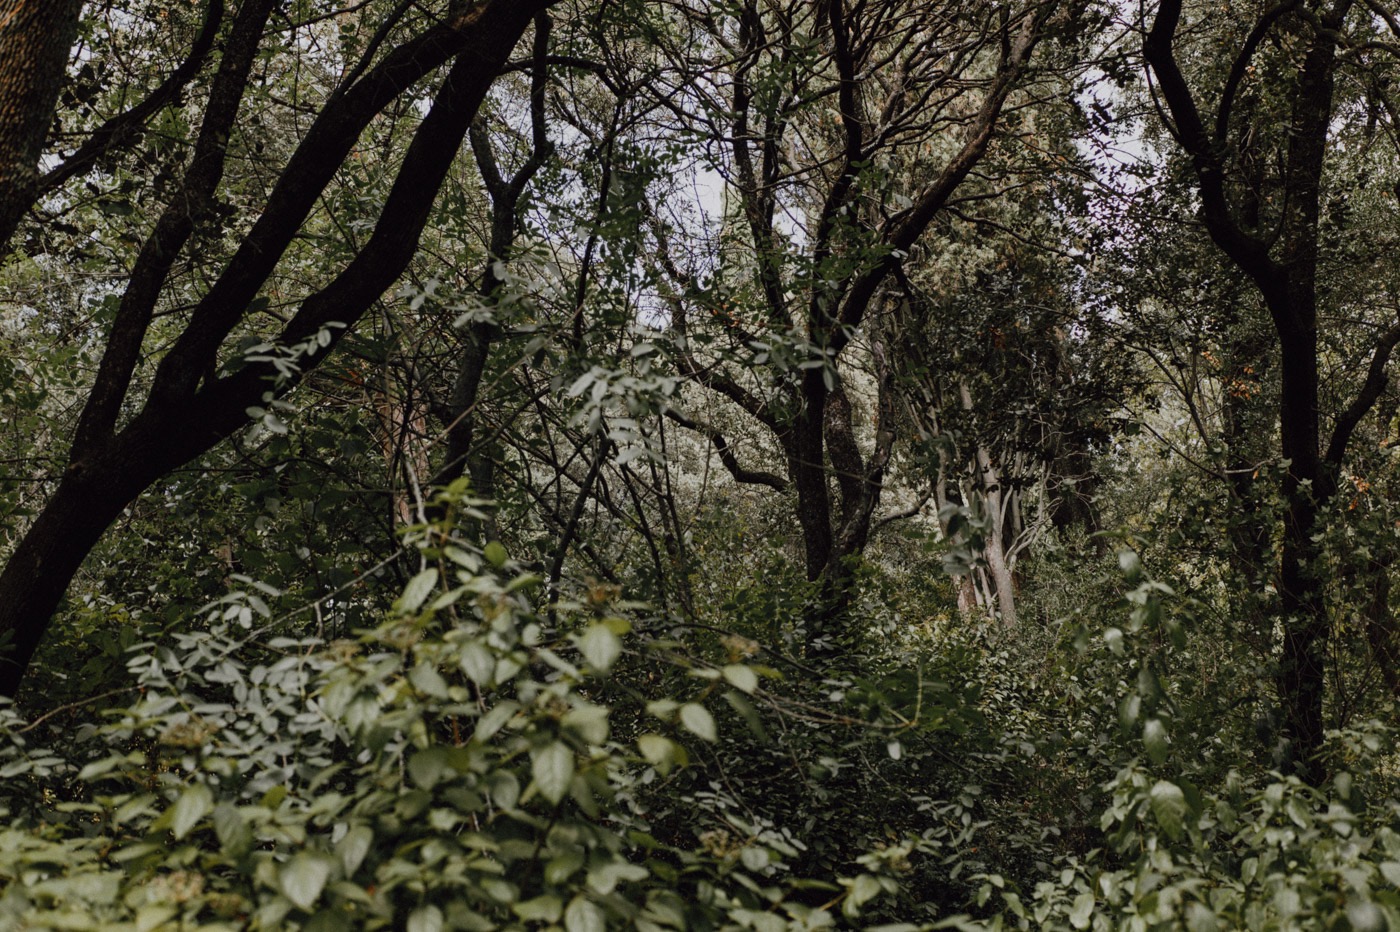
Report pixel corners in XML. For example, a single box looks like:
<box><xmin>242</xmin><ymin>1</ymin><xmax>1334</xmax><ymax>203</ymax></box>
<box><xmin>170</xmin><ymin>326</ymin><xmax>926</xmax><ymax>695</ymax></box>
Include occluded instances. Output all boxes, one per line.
<box><xmin>0</xmin><ymin>0</ymin><xmax>550</xmax><ymax>697</ymax></box>
<box><xmin>0</xmin><ymin>0</ymin><xmax>83</xmax><ymax>252</ymax></box>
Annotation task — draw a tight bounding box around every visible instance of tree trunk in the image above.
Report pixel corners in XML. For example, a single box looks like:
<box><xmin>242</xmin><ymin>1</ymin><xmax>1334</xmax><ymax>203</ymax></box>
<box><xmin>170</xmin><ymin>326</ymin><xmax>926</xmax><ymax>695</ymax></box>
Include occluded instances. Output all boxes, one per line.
<box><xmin>0</xmin><ymin>0</ymin><xmax>83</xmax><ymax>252</ymax></box>
<box><xmin>0</xmin><ymin>0</ymin><xmax>547</xmax><ymax>696</ymax></box>
<box><xmin>1145</xmin><ymin>0</ymin><xmax>1345</xmax><ymax>783</ymax></box>
<box><xmin>0</xmin><ymin>475</ymin><xmax>132</xmax><ymax>697</ymax></box>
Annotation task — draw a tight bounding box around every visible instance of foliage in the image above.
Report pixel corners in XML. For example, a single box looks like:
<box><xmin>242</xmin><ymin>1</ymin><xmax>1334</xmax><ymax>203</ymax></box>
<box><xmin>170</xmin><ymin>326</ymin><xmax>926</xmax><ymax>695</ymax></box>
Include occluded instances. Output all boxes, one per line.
<box><xmin>6</xmin><ymin>0</ymin><xmax>1400</xmax><ymax>928</ymax></box>
<box><xmin>0</xmin><ymin>490</ymin><xmax>925</xmax><ymax>930</ymax></box>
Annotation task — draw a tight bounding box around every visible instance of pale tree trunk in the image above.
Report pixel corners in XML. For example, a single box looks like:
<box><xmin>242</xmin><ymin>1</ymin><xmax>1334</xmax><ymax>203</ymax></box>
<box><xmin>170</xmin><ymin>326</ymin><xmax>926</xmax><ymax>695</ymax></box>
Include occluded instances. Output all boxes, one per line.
<box><xmin>962</xmin><ymin>383</ymin><xmax>1018</xmax><ymax>627</ymax></box>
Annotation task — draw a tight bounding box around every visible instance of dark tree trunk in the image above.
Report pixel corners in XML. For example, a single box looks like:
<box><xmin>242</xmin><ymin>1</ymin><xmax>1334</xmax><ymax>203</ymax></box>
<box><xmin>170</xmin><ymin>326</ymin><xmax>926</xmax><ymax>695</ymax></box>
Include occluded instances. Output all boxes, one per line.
<box><xmin>1145</xmin><ymin>0</ymin><xmax>1356</xmax><ymax>782</ymax></box>
<box><xmin>0</xmin><ymin>0</ymin><xmax>548</xmax><ymax>697</ymax></box>
<box><xmin>0</xmin><ymin>476</ymin><xmax>132</xmax><ymax>696</ymax></box>
<box><xmin>0</xmin><ymin>0</ymin><xmax>83</xmax><ymax>252</ymax></box>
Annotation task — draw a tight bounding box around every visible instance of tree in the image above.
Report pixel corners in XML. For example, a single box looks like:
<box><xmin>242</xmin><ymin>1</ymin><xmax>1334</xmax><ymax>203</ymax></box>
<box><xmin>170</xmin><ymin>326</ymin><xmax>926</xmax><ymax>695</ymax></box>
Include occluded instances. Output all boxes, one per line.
<box><xmin>0</xmin><ymin>0</ymin><xmax>554</xmax><ymax>695</ymax></box>
<box><xmin>636</xmin><ymin>0</ymin><xmax>1058</xmax><ymax>650</ymax></box>
<box><xmin>1143</xmin><ymin>0</ymin><xmax>1400</xmax><ymax>778</ymax></box>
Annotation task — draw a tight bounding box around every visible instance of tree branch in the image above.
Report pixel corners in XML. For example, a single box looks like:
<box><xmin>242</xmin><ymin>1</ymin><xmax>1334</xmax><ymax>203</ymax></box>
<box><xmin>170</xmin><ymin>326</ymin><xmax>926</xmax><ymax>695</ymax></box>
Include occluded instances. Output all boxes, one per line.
<box><xmin>1325</xmin><ymin>316</ymin><xmax>1400</xmax><ymax>468</ymax></box>
<box><xmin>663</xmin><ymin>407</ymin><xmax>788</xmax><ymax>491</ymax></box>
<box><xmin>38</xmin><ymin>0</ymin><xmax>225</xmax><ymax>196</ymax></box>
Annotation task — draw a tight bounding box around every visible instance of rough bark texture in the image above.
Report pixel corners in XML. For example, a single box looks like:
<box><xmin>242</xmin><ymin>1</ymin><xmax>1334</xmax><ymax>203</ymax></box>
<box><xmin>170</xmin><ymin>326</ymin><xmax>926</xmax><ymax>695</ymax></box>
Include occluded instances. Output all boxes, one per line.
<box><xmin>0</xmin><ymin>0</ymin><xmax>84</xmax><ymax>252</ymax></box>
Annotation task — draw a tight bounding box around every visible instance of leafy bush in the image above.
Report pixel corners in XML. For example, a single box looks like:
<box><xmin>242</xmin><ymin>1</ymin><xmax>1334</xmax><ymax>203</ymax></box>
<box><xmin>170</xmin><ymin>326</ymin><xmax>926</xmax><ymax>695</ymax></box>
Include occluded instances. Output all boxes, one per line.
<box><xmin>0</xmin><ymin>488</ymin><xmax>913</xmax><ymax>930</ymax></box>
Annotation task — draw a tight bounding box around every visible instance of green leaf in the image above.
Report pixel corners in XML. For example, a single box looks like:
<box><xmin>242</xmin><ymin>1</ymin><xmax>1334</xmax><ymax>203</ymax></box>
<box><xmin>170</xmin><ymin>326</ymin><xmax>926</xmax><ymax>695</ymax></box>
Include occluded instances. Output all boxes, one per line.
<box><xmin>1143</xmin><ymin>717</ymin><xmax>1169</xmax><ymax>764</ymax></box>
<box><xmin>408</xmin><ymin>748</ymin><xmax>450</xmax><ymax>790</ymax></box>
<box><xmin>474</xmin><ymin>701</ymin><xmax>518</xmax><ymax>741</ymax></box>
<box><xmin>409</xmin><ymin>663</ymin><xmax>448</xmax><ymax>698</ymax></box>
<box><xmin>546</xmin><ymin>849</ymin><xmax>585</xmax><ymax>884</ymax></box>
<box><xmin>562</xmin><ymin>703</ymin><xmax>610</xmax><ymax>745</ymax></box>
<box><xmin>489</xmin><ymin>770</ymin><xmax>520</xmax><ymax>809</ymax></box>
<box><xmin>407</xmin><ymin>905</ymin><xmax>444</xmax><ymax>932</ymax></box>
<box><xmin>722</xmin><ymin>664</ymin><xmax>758</xmax><ymax>693</ymax></box>
<box><xmin>637</xmin><ymin>733</ymin><xmax>682</xmax><ymax>774</ymax></box>
<box><xmin>281</xmin><ymin>852</ymin><xmax>333</xmax><ymax>911</ymax></box>
<box><xmin>395</xmin><ymin>569</ymin><xmax>439</xmax><ymax>614</ymax></box>
<box><xmin>565</xmin><ymin>896</ymin><xmax>606</xmax><ymax>932</ymax></box>
<box><xmin>578</xmin><ymin>623</ymin><xmax>622</xmax><ymax>672</ymax></box>
<box><xmin>460</xmin><ymin>642</ymin><xmax>496</xmax><ymax>686</ymax></box>
<box><xmin>484</xmin><ymin>541</ymin><xmax>508</xmax><ymax>568</ymax></box>
<box><xmin>169</xmin><ymin>783</ymin><xmax>213</xmax><ymax>840</ymax></box>
<box><xmin>679</xmin><ymin>703</ymin><xmax>717</xmax><ymax>742</ymax></box>
<box><xmin>532</xmin><ymin>741</ymin><xmax>574</xmax><ymax>804</ymax></box>
<box><xmin>1119</xmin><ymin>694</ymin><xmax>1141</xmax><ymax>731</ymax></box>
<box><xmin>213</xmin><ymin>802</ymin><xmax>250</xmax><ymax>854</ymax></box>
<box><xmin>723</xmin><ymin>690</ymin><xmax>769</xmax><ymax>742</ymax></box>
<box><xmin>514</xmin><ymin>895</ymin><xmax>563</xmax><ymax>922</ymax></box>
<box><xmin>1069</xmin><ymin>891</ymin><xmax>1095</xmax><ymax>929</ymax></box>
<box><xmin>587</xmin><ymin>860</ymin><xmax>649</xmax><ymax>895</ymax></box>
<box><xmin>845</xmin><ymin>873</ymin><xmax>883</xmax><ymax>918</ymax></box>
<box><xmin>1118</xmin><ymin>549</ymin><xmax>1142</xmax><ymax>583</ymax></box>
<box><xmin>337</xmin><ymin>825</ymin><xmax>373</xmax><ymax>876</ymax></box>
<box><xmin>1150</xmin><ymin>779</ymin><xmax>1190</xmax><ymax>840</ymax></box>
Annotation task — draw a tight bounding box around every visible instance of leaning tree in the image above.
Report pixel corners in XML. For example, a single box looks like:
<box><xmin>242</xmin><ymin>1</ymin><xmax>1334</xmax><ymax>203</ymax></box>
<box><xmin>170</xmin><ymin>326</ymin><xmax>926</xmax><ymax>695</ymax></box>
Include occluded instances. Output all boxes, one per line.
<box><xmin>0</xmin><ymin>0</ymin><xmax>555</xmax><ymax>695</ymax></box>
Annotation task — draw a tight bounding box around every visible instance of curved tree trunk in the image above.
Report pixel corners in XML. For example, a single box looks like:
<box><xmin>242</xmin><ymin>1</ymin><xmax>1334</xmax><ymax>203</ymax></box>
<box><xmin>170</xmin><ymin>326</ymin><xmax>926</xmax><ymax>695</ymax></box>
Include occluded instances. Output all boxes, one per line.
<box><xmin>0</xmin><ymin>0</ymin><xmax>548</xmax><ymax>697</ymax></box>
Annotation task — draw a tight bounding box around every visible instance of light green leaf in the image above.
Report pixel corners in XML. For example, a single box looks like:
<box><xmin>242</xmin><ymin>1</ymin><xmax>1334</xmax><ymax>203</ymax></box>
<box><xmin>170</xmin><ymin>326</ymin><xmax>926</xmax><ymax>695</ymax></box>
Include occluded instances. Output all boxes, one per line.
<box><xmin>409</xmin><ymin>663</ymin><xmax>448</xmax><ymax>698</ymax></box>
<box><xmin>722</xmin><ymin>664</ymin><xmax>758</xmax><ymax>693</ymax></box>
<box><xmin>337</xmin><ymin>825</ymin><xmax>373</xmax><ymax>876</ymax></box>
<box><xmin>532</xmin><ymin>741</ymin><xmax>575</xmax><ymax>804</ymax></box>
<box><xmin>408</xmin><ymin>748</ymin><xmax>450</xmax><ymax>790</ymax></box>
<box><xmin>1069</xmin><ymin>891</ymin><xmax>1095</xmax><ymax>929</ymax></box>
<box><xmin>484</xmin><ymin>541</ymin><xmax>508</xmax><ymax>568</ymax></box>
<box><xmin>474</xmin><ymin>701</ymin><xmax>518</xmax><ymax>741</ymax></box>
<box><xmin>1119</xmin><ymin>694</ymin><xmax>1141</xmax><ymax>730</ymax></box>
<box><xmin>587</xmin><ymin>860</ymin><xmax>649</xmax><ymax>895</ymax></box>
<box><xmin>136</xmin><ymin>905</ymin><xmax>178</xmax><ymax>931</ymax></box>
<box><xmin>460</xmin><ymin>642</ymin><xmax>496</xmax><ymax>686</ymax></box>
<box><xmin>1150</xmin><ymin>779</ymin><xmax>1190</xmax><ymax>840</ymax></box>
<box><xmin>562</xmin><ymin>703</ymin><xmax>610</xmax><ymax>745</ymax></box>
<box><xmin>395</xmin><ymin>569</ymin><xmax>439</xmax><ymax>614</ymax></box>
<box><xmin>679</xmin><ymin>703</ymin><xmax>717</xmax><ymax>742</ymax></box>
<box><xmin>280</xmin><ymin>852</ymin><xmax>333</xmax><ymax>911</ymax></box>
<box><xmin>845</xmin><ymin>873</ymin><xmax>882</xmax><ymax>917</ymax></box>
<box><xmin>489</xmin><ymin>770</ymin><xmax>520</xmax><ymax>810</ymax></box>
<box><xmin>637</xmin><ymin>733</ymin><xmax>680</xmax><ymax>773</ymax></box>
<box><xmin>514</xmin><ymin>895</ymin><xmax>564</xmax><ymax>922</ymax></box>
<box><xmin>565</xmin><ymin>896</ymin><xmax>606</xmax><ymax>932</ymax></box>
<box><xmin>646</xmin><ymin>699</ymin><xmax>679</xmax><ymax>720</ymax></box>
<box><xmin>407</xmin><ymin>905</ymin><xmax>444</xmax><ymax>932</ymax></box>
<box><xmin>578</xmin><ymin>623</ymin><xmax>622</xmax><ymax>672</ymax></box>
<box><xmin>1143</xmin><ymin>717</ymin><xmax>1169</xmax><ymax>764</ymax></box>
<box><xmin>741</xmin><ymin>845</ymin><xmax>769</xmax><ymax>872</ymax></box>
<box><xmin>213</xmin><ymin>801</ymin><xmax>250</xmax><ymax>853</ymax></box>
<box><xmin>169</xmin><ymin>783</ymin><xmax>213</xmax><ymax>840</ymax></box>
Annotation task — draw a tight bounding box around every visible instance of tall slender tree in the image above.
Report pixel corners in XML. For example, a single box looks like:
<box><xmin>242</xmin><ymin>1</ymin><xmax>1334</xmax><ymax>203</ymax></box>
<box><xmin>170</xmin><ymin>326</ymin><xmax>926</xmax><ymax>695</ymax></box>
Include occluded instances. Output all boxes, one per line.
<box><xmin>1144</xmin><ymin>0</ymin><xmax>1400</xmax><ymax>778</ymax></box>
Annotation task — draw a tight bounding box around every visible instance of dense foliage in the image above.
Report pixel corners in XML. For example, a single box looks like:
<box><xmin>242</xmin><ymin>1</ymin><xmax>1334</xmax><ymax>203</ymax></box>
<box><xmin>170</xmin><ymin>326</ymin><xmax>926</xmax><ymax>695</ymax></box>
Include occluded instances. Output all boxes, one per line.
<box><xmin>3</xmin><ymin>0</ymin><xmax>1400</xmax><ymax>928</ymax></box>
